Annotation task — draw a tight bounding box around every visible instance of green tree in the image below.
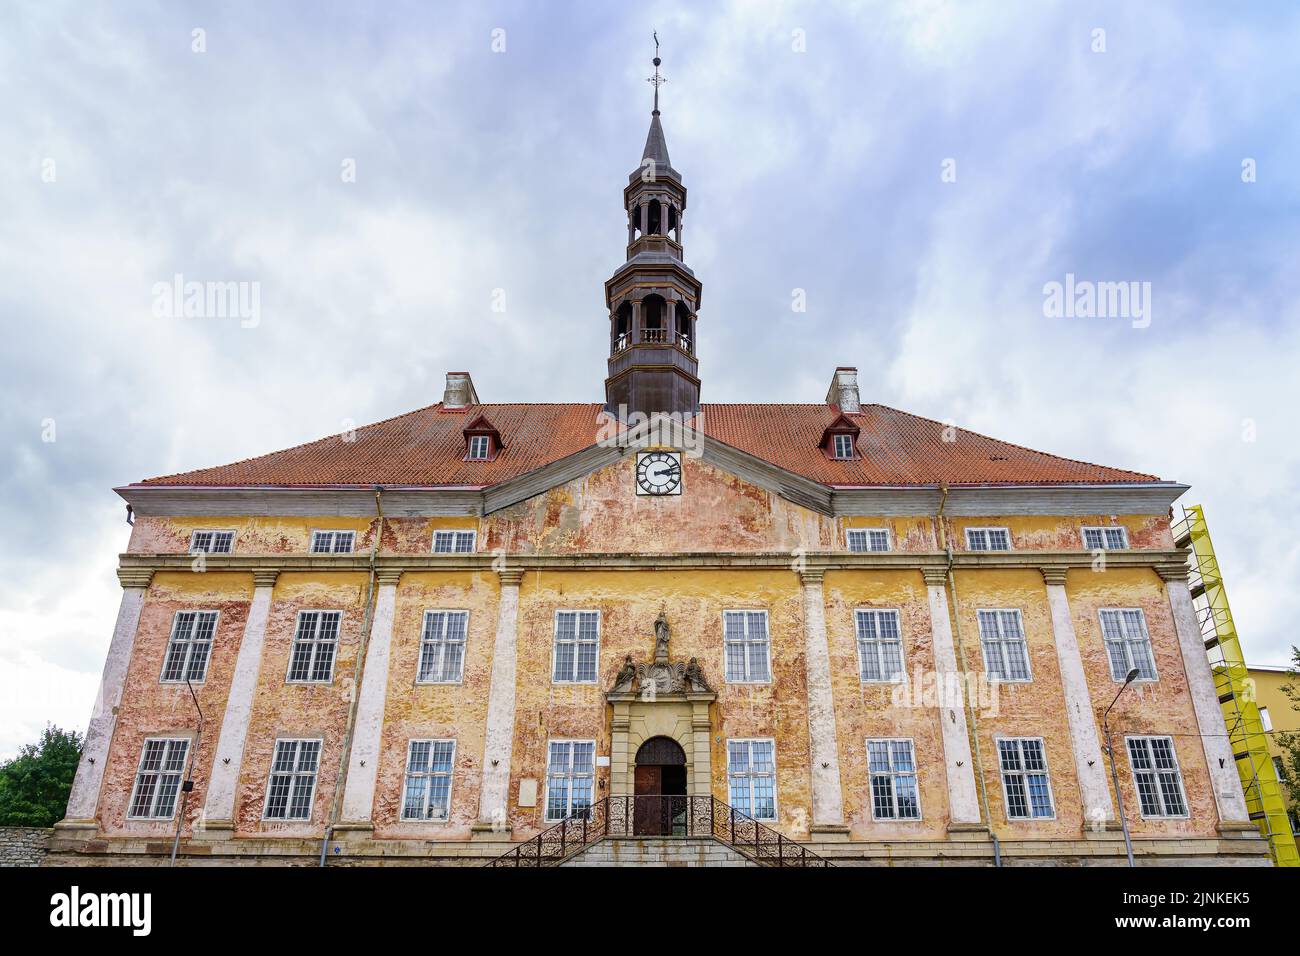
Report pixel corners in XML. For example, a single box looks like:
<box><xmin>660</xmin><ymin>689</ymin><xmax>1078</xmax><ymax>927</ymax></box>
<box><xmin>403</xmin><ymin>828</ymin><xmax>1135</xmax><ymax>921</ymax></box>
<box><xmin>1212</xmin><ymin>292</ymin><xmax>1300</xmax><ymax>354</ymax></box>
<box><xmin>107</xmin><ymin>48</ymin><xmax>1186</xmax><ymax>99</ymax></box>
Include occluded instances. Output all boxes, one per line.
<box><xmin>1276</xmin><ymin>646</ymin><xmax>1300</xmax><ymax>805</ymax></box>
<box><xmin>0</xmin><ymin>725</ymin><xmax>83</xmax><ymax>827</ymax></box>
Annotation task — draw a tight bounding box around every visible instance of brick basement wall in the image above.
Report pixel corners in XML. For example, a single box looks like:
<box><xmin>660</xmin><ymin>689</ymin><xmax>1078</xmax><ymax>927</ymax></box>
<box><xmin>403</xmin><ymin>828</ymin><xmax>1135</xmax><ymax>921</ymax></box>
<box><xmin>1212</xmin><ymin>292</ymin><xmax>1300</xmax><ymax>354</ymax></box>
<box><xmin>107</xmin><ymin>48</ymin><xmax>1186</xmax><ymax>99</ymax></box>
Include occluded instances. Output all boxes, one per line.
<box><xmin>0</xmin><ymin>827</ymin><xmax>53</xmax><ymax>867</ymax></box>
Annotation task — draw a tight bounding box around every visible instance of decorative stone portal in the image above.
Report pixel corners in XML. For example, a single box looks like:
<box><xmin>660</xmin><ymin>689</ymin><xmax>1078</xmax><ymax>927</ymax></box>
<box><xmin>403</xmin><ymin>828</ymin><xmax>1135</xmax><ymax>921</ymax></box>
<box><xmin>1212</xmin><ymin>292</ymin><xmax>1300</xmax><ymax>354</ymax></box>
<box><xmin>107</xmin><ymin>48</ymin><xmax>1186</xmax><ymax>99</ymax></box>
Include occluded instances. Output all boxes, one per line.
<box><xmin>606</xmin><ymin>612</ymin><xmax>715</xmax><ymax>816</ymax></box>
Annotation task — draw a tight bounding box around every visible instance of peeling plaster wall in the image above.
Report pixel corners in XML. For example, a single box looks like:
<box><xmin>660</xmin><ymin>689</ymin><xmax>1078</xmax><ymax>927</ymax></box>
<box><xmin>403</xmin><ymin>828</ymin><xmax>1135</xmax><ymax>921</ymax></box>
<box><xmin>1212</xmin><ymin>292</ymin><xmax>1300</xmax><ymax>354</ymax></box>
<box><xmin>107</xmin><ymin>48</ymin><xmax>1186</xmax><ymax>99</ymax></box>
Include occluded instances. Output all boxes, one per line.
<box><xmin>1064</xmin><ymin>567</ymin><xmax>1217</xmax><ymax>837</ymax></box>
<box><xmin>97</xmin><ymin>571</ymin><xmax>251</xmax><ymax>837</ymax></box>
<box><xmin>97</xmin><ymin>462</ymin><xmax>1233</xmax><ymax>857</ymax></box>
<box><xmin>368</xmin><ymin>571</ymin><xmax>498</xmax><ymax>839</ymax></box>
<box><xmin>949</xmin><ymin>567</ymin><xmax>1216</xmax><ymax>840</ymax></box>
<box><xmin>823</xmin><ymin>569</ymin><xmax>949</xmax><ymax>840</ymax></box>
<box><xmin>504</xmin><ymin>569</ymin><xmax>812</xmax><ymax>839</ymax></box>
<box><xmin>486</xmin><ymin>456</ymin><xmax>840</xmax><ymax>554</ymax></box>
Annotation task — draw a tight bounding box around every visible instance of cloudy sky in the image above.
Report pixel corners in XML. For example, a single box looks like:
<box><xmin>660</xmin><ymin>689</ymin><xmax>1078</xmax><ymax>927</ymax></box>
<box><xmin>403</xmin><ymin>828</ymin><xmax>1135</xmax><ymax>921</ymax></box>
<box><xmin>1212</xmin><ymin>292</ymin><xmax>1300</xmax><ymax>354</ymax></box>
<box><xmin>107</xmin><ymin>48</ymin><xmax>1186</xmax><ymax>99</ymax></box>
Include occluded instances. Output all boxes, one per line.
<box><xmin>2</xmin><ymin>0</ymin><xmax>1297</xmax><ymax>758</ymax></box>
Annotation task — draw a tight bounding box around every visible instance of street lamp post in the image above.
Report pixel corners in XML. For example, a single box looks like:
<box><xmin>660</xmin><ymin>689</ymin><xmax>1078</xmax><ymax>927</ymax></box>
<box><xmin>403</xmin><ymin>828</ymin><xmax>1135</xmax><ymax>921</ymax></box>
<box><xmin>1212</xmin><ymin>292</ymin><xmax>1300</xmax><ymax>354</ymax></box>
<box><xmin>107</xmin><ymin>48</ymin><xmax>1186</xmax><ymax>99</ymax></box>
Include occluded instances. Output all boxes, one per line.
<box><xmin>1104</xmin><ymin>667</ymin><xmax>1140</xmax><ymax>868</ymax></box>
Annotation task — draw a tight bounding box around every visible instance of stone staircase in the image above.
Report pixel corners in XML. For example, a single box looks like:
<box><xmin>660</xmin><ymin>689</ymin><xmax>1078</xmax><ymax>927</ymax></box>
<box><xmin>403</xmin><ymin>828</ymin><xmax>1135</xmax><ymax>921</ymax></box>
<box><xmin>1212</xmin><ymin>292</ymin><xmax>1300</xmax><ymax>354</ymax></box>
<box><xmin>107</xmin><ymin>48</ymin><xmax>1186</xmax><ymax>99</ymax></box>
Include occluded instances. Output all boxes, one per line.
<box><xmin>562</xmin><ymin>837</ymin><xmax>758</xmax><ymax>867</ymax></box>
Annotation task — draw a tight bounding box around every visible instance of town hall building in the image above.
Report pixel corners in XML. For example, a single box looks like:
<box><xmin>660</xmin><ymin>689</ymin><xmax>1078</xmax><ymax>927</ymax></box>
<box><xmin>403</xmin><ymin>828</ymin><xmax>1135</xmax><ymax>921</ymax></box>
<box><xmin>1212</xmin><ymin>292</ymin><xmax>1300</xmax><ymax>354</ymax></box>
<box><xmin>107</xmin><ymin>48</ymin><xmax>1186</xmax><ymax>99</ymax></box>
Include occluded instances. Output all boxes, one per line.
<box><xmin>51</xmin><ymin>53</ymin><xmax>1267</xmax><ymax>866</ymax></box>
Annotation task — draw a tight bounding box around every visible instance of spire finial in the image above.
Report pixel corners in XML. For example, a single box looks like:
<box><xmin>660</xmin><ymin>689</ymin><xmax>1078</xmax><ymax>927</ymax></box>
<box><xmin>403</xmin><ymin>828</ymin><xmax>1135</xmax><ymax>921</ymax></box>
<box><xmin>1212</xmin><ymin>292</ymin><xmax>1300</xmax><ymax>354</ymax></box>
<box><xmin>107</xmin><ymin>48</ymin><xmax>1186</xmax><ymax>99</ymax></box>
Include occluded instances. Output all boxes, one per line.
<box><xmin>647</xmin><ymin>32</ymin><xmax>666</xmax><ymax>115</ymax></box>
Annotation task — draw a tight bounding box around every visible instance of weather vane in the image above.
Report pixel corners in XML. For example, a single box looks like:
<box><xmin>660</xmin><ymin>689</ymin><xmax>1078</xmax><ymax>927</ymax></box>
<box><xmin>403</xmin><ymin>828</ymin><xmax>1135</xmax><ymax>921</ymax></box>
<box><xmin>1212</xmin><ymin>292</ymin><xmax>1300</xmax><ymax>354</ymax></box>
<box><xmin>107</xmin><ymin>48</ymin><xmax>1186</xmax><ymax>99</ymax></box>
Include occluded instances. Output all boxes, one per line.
<box><xmin>647</xmin><ymin>31</ymin><xmax>666</xmax><ymax>114</ymax></box>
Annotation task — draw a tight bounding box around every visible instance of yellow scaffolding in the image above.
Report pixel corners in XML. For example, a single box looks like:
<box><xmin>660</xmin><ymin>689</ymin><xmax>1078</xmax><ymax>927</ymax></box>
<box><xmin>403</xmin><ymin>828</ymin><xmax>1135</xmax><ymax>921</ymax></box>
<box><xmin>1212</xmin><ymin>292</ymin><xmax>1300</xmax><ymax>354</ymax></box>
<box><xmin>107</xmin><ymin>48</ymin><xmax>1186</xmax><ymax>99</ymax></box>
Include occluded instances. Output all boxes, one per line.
<box><xmin>1172</xmin><ymin>504</ymin><xmax>1298</xmax><ymax>867</ymax></box>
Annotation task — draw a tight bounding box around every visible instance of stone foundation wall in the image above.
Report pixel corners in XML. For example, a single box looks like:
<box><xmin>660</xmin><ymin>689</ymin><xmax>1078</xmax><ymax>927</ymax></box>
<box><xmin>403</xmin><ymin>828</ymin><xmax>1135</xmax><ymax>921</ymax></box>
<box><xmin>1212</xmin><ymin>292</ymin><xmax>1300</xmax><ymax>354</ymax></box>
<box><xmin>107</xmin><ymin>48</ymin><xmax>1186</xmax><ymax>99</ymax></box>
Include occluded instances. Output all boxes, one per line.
<box><xmin>0</xmin><ymin>827</ymin><xmax>52</xmax><ymax>867</ymax></box>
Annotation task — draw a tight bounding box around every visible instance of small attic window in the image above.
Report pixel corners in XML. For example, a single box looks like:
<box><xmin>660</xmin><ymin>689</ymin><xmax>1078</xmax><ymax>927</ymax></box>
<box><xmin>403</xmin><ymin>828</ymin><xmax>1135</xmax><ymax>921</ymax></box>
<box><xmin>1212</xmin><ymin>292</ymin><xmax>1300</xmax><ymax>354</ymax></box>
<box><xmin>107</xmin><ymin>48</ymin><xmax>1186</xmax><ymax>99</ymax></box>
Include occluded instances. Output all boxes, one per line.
<box><xmin>820</xmin><ymin>412</ymin><xmax>861</xmax><ymax>461</ymax></box>
<box><xmin>462</xmin><ymin>414</ymin><xmax>503</xmax><ymax>462</ymax></box>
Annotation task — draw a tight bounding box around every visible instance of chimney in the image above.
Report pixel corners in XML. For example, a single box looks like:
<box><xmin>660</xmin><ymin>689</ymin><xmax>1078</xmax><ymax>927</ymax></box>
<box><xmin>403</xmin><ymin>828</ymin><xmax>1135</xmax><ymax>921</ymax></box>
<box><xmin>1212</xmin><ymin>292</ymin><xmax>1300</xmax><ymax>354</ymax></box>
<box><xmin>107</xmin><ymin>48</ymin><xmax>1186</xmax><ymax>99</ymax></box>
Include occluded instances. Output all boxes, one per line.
<box><xmin>442</xmin><ymin>371</ymin><xmax>480</xmax><ymax>410</ymax></box>
<box><xmin>825</xmin><ymin>367</ymin><xmax>860</xmax><ymax>413</ymax></box>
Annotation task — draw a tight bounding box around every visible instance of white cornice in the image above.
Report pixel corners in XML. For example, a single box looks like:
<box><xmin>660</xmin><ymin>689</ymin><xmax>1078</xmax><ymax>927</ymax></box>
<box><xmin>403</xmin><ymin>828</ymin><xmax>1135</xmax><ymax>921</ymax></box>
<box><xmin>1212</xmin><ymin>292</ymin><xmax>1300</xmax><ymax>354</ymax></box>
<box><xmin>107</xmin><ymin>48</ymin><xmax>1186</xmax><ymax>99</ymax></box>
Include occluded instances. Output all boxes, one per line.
<box><xmin>116</xmin><ymin>468</ymin><xmax>1187</xmax><ymax>520</ymax></box>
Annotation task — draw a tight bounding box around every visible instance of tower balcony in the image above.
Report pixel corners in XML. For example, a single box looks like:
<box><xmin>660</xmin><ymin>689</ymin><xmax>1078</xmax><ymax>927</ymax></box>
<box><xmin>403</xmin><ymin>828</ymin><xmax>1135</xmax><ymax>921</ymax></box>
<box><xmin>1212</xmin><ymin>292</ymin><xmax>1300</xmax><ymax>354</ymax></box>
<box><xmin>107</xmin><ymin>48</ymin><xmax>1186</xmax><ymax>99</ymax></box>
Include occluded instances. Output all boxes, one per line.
<box><xmin>613</xmin><ymin>329</ymin><xmax>693</xmax><ymax>354</ymax></box>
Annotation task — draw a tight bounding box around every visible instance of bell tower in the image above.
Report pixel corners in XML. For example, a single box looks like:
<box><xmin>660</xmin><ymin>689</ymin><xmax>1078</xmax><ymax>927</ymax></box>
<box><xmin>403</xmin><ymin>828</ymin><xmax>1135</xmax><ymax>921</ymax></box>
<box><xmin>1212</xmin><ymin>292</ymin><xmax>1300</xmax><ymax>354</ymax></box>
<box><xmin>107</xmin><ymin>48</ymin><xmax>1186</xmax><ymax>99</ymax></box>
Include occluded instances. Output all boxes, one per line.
<box><xmin>603</xmin><ymin>39</ymin><xmax>702</xmax><ymax>420</ymax></box>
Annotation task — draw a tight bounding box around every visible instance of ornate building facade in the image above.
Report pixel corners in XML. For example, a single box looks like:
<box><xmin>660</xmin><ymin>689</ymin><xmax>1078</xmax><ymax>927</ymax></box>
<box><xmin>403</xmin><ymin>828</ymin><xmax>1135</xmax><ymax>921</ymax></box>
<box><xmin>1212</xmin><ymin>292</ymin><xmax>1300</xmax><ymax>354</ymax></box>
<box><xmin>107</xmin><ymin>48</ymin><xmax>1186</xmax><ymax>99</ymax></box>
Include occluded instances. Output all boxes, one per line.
<box><xmin>52</xmin><ymin>59</ymin><xmax>1268</xmax><ymax>866</ymax></box>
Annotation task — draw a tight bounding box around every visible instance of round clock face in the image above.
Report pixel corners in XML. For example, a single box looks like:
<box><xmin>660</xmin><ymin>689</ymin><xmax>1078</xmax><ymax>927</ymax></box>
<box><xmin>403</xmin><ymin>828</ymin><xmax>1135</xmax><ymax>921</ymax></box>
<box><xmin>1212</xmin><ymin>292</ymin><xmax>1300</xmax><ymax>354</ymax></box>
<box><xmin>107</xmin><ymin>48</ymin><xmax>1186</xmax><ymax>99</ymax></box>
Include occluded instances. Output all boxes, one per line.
<box><xmin>636</xmin><ymin>451</ymin><xmax>682</xmax><ymax>496</ymax></box>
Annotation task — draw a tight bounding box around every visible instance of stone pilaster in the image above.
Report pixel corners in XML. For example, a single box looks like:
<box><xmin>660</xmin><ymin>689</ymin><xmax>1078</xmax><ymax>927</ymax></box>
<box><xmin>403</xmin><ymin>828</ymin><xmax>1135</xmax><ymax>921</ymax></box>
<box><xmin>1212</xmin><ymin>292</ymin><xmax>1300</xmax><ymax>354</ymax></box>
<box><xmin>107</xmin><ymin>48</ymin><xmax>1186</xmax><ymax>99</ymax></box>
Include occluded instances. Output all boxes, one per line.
<box><xmin>1039</xmin><ymin>566</ymin><xmax>1115</xmax><ymax>826</ymax></box>
<box><xmin>58</xmin><ymin>568</ymin><xmax>153</xmax><ymax>830</ymax></box>
<box><xmin>1157</xmin><ymin>564</ymin><xmax>1252</xmax><ymax>828</ymax></box>
<box><xmin>921</xmin><ymin>567</ymin><xmax>983</xmax><ymax>827</ymax></box>
<box><xmin>200</xmin><ymin>570</ymin><xmax>279</xmax><ymax>834</ymax></box>
<box><xmin>472</xmin><ymin>568</ymin><xmax>525</xmax><ymax>838</ymax></box>
<box><xmin>799</xmin><ymin>570</ymin><xmax>848</xmax><ymax>835</ymax></box>
<box><xmin>337</xmin><ymin>568</ymin><xmax>403</xmax><ymax>830</ymax></box>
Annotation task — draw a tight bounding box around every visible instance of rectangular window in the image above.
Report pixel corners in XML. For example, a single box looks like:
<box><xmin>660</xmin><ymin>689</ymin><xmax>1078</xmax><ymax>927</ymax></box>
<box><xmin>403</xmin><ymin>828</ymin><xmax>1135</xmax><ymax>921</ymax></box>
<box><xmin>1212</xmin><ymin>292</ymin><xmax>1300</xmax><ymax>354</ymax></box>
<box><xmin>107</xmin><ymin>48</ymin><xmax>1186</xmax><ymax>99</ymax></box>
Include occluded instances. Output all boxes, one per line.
<box><xmin>1098</xmin><ymin>609</ymin><xmax>1157</xmax><ymax>681</ymax></box>
<box><xmin>1082</xmin><ymin>526</ymin><xmax>1129</xmax><ymax>550</ymax></box>
<box><xmin>417</xmin><ymin>611</ymin><xmax>468</xmax><ymax>683</ymax></box>
<box><xmin>723</xmin><ymin>610</ymin><xmax>771</xmax><ymax>683</ymax></box>
<box><xmin>977</xmin><ymin>609</ymin><xmax>1031</xmax><ymax>682</ymax></box>
<box><xmin>832</xmin><ymin>433</ymin><xmax>855</xmax><ymax>459</ymax></box>
<box><xmin>846</xmin><ymin>528</ymin><xmax>891</xmax><ymax>553</ymax></box>
<box><xmin>727</xmin><ymin>739</ymin><xmax>777</xmax><ymax>821</ymax></box>
<box><xmin>160</xmin><ymin>610</ymin><xmax>218</xmax><ymax>683</ymax></box>
<box><xmin>867</xmin><ymin>738</ymin><xmax>920</xmax><ymax>820</ymax></box>
<box><xmin>855</xmin><ymin>609</ymin><xmax>905</xmax><ymax>682</ymax></box>
<box><xmin>310</xmin><ymin>530</ymin><xmax>355</xmax><ymax>554</ymax></box>
<box><xmin>1259</xmin><ymin>706</ymin><xmax>1272</xmax><ymax>733</ymax></box>
<box><xmin>545</xmin><ymin>740</ymin><xmax>595</xmax><ymax>821</ymax></box>
<box><xmin>552</xmin><ymin>610</ymin><xmax>600</xmax><ymax>683</ymax></box>
<box><xmin>127</xmin><ymin>738</ymin><xmax>189</xmax><ymax>819</ymax></box>
<box><xmin>1126</xmin><ymin>736</ymin><xmax>1188</xmax><ymax>818</ymax></box>
<box><xmin>966</xmin><ymin>527</ymin><xmax>1011</xmax><ymax>551</ymax></box>
<box><xmin>286</xmin><ymin>611</ymin><xmax>341</xmax><ymax>683</ymax></box>
<box><xmin>432</xmin><ymin>530</ymin><xmax>477</xmax><ymax>554</ymax></box>
<box><xmin>401</xmin><ymin>739</ymin><xmax>456</xmax><ymax>821</ymax></box>
<box><xmin>262</xmin><ymin>739</ymin><xmax>321</xmax><ymax>820</ymax></box>
<box><xmin>997</xmin><ymin>737</ymin><xmax>1055</xmax><ymax>820</ymax></box>
<box><xmin>1273</xmin><ymin>756</ymin><xmax>1286</xmax><ymax>783</ymax></box>
<box><xmin>467</xmin><ymin>435</ymin><xmax>490</xmax><ymax>460</ymax></box>
<box><xmin>189</xmin><ymin>530</ymin><xmax>234</xmax><ymax>554</ymax></box>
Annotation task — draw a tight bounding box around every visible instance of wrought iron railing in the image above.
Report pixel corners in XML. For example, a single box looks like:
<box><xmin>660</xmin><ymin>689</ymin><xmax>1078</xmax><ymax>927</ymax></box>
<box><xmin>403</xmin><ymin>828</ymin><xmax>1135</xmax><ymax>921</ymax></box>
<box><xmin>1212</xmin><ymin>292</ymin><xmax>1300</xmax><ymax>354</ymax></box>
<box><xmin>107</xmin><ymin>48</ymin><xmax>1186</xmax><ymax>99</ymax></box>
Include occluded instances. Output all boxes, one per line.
<box><xmin>485</xmin><ymin>795</ymin><xmax>833</xmax><ymax>867</ymax></box>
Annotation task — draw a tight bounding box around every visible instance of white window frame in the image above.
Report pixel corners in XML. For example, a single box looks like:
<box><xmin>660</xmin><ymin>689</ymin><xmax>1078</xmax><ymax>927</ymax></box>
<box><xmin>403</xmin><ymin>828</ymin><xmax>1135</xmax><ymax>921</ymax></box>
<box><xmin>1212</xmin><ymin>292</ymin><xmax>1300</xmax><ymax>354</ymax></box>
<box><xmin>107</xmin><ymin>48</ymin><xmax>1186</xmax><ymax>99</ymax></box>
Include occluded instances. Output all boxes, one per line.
<box><xmin>1260</xmin><ymin>707</ymin><xmax>1273</xmax><ymax>733</ymax></box>
<box><xmin>996</xmin><ymin>736</ymin><xmax>1056</xmax><ymax>821</ymax></box>
<box><xmin>1125</xmin><ymin>735</ymin><xmax>1189</xmax><ymax>819</ymax></box>
<box><xmin>159</xmin><ymin>610</ymin><xmax>219</xmax><ymax>683</ymax></box>
<box><xmin>261</xmin><ymin>738</ymin><xmax>322</xmax><ymax>821</ymax></box>
<box><xmin>126</xmin><ymin>737</ymin><xmax>190</xmax><ymax>820</ymax></box>
<box><xmin>551</xmin><ymin>609</ymin><xmax>601</xmax><ymax>684</ymax></box>
<box><xmin>285</xmin><ymin>610</ymin><xmax>342</xmax><ymax>684</ymax></box>
<box><xmin>432</xmin><ymin>529</ymin><xmax>477</xmax><ymax>554</ymax></box>
<box><xmin>855</xmin><ymin>608</ymin><xmax>906</xmax><ymax>683</ymax></box>
<box><xmin>846</xmin><ymin>528</ymin><xmax>892</xmax><ymax>553</ymax></box>
<box><xmin>832</xmin><ymin>433</ymin><xmax>855</xmax><ymax>459</ymax></box>
<box><xmin>416</xmin><ymin>610</ymin><xmax>468</xmax><ymax>684</ymax></box>
<box><xmin>309</xmin><ymin>529</ymin><xmax>355</xmax><ymax>554</ymax></box>
<box><xmin>401</xmin><ymin>739</ymin><xmax>456</xmax><ymax>822</ymax></box>
<box><xmin>723</xmin><ymin>609</ymin><xmax>771</xmax><ymax>684</ymax></box>
<box><xmin>866</xmin><ymin>737</ymin><xmax>921</xmax><ymax>821</ymax></box>
<box><xmin>977</xmin><ymin>608</ymin><xmax>1033</xmax><ymax>683</ymax></box>
<box><xmin>544</xmin><ymin>739</ymin><xmax>596</xmax><ymax>822</ymax></box>
<box><xmin>467</xmin><ymin>435</ymin><xmax>491</xmax><ymax>460</ymax></box>
<box><xmin>726</xmin><ymin>738</ymin><xmax>778</xmax><ymax>821</ymax></box>
<box><xmin>965</xmin><ymin>526</ymin><xmax>1012</xmax><ymax>551</ymax></box>
<box><xmin>188</xmin><ymin>529</ymin><xmax>235</xmax><ymax>554</ymax></box>
<box><xmin>1098</xmin><ymin>608</ymin><xmax>1158</xmax><ymax>682</ymax></box>
<box><xmin>1082</xmin><ymin>525</ymin><xmax>1129</xmax><ymax>550</ymax></box>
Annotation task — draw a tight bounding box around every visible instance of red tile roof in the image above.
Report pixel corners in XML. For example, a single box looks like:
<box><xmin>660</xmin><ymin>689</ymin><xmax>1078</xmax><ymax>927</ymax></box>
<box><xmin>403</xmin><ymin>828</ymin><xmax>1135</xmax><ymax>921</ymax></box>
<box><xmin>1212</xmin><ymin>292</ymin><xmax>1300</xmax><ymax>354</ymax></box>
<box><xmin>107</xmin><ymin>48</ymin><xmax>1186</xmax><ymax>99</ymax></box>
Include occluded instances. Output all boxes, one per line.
<box><xmin>134</xmin><ymin>402</ymin><xmax>1159</xmax><ymax>489</ymax></box>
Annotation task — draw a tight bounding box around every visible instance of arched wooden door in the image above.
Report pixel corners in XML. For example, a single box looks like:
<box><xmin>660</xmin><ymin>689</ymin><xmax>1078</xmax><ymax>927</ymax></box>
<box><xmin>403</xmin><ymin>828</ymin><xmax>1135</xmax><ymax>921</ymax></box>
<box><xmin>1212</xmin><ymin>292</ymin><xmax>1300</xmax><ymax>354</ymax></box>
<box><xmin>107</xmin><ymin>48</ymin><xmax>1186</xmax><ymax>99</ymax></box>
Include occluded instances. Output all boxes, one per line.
<box><xmin>634</xmin><ymin>736</ymin><xmax>687</xmax><ymax>836</ymax></box>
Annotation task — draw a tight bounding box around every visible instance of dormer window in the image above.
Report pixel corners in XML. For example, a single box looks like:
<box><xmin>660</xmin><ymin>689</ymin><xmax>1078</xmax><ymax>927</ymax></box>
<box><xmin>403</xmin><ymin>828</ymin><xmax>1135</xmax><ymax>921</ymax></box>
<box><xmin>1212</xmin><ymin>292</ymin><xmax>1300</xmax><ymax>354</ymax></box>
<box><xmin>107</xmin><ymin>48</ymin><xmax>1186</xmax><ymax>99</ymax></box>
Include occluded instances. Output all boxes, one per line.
<box><xmin>820</xmin><ymin>413</ymin><xmax>861</xmax><ymax>460</ymax></box>
<box><xmin>462</xmin><ymin>414</ymin><xmax>503</xmax><ymax>462</ymax></box>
